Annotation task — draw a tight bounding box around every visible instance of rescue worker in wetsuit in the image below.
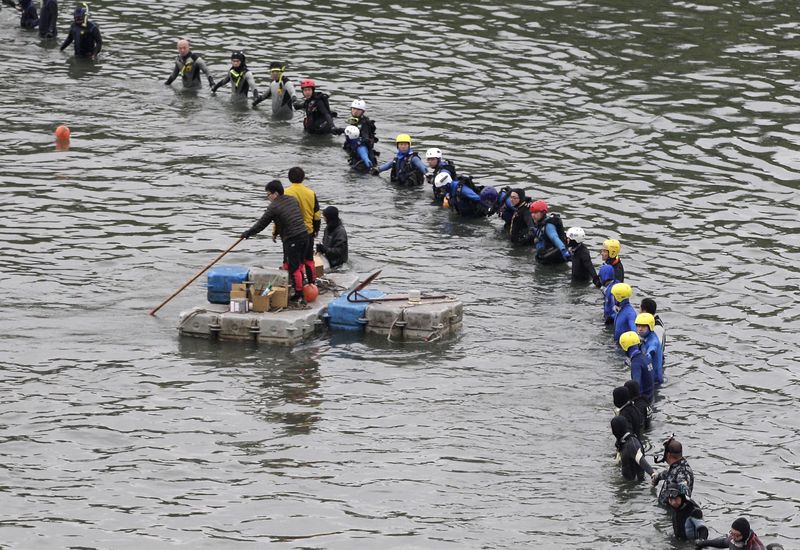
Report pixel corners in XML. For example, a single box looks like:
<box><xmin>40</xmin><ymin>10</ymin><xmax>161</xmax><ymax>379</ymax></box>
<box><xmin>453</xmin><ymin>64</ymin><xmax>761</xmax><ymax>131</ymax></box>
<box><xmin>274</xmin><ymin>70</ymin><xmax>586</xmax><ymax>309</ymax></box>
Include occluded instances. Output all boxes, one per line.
<box><xmin>373</xmin><ymin>134</ymin><xmax>427</xmax><ymax>185</ymax></box>
<box><xmin>613</xmin><ymin>385</ymin><xmax>642</xmax><ymax>436</ymax></box>
<box><xmin>665</xmin><ymin>483</ymin><xmax>708</xmax><ymax>542</ymax></box>
<box><xmin>651</xmin><ymin>436</ymin><xmax>695</xmax><ymax>506</ymax></box>
<box><xmin>696</xmin><ymin>517</ymin><xmax>766</xmax><ymax>550</ymax></box>
<box><xmin>425</xmin><ymin>148</ymin><xmax>456</xmax><ymax>200</ymax></box>
<box><xmin>164</xmin><ymin>38</ymin><xmax>214</xmax><ymax>89</ymax></box>
<box><xmin>610</xmin><ymin>415</ymin><xmax>654</xmax><ymax>482</ymax></box>
<box><xmin>293</xmin><ymin>79</ymin><xmax>337</xmax><ymax>135</ymax></box>
<box><xmin>19</xmin><ymin>0</ymin><xmax>38</xmax><ymax>29</ymax></box>
<box><xmin>566</xmin><ymin>227</ymin><xmax>601</xmax><ymax>286</ymax></box>
<box><xmin>641</xmin><ymin>297</ymin><xmax>666</xmax><ymax>356</ymax></box>
<box><xmin>602</xmin><ymin>238</ymin><xmax>625</xmax><ymax>282</ymax></box>
<box><xmin>619</xmin><ymin>331</ymin><xmax>655</xmax><ymax>401</ymax></box>
<box><xmin>612</xmin><ymin>283</ymin><xmax>636</xmax><ymax>344</ymax></box>
<box><xmin>339</xmin><ymin>99</ymin><xmax>377</xmax><ymax>171</ymax></box>
<box><xmin>316</xmin><ymin>206</ymin><xmax>348</xmax><ymax>270</ymax></box>
<box><xmin>60</xmin><ymin>4</ymin><xmax>102</xmax><ymax>59</ymax></box>
<box><xmin>506</xmin><ymin>190</ymin><xmax>536</xmax><ymax>244</ymax></box>
<box><xmin>623</xmin><ymin>379</ymin><xmax>651</xmax><ymax>429</ymax></box>
<box><xmin>252</xmin><ymin>62</ymin><xmax>297</xmax><ymax>118</ymax></box>
<box><xmin>240</xmin><ymin>180</ymin><xmax>307</xmax><ymax>303</ymax></box>
<box><xmin>38</xmin><ymin>0</ymin><xmax>56</xmax><ymax>38</ymax></box>
<box><xmin>282</xmin><ymin>167</ymin><xmax>321</xmax><ymax>285</ymax></box>
<box><xmin>599</xmin><ymin>264</ymin><xmax>618</xmax><ymax>325</ymax></box>
<box><xmin>636</xmin><ymin>312</ymin><xmax>664</xmax><ymax>386</ymax></box>
<box><xmin>211</xmin><ymin>51</ymin><xmax>258</xmax><ymax>101</ymax></box>
<box><xmin>530</xmin><ymin>200</ymin><xmax>570</xmax><ymax>263</ymax></box>
<box><xmin>436</xmin><ymin>173</ymin><xmax>488</xmax><ymax>217</ymax></box>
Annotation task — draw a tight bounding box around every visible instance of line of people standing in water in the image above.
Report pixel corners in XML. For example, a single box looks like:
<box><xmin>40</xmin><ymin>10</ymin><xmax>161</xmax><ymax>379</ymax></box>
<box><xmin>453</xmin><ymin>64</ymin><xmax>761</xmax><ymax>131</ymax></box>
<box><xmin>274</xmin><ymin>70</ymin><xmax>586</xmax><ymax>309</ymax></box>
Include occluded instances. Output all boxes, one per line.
<box><xmin>6</xmin><ymin>15</ymin><xmax>784</xmax><ymax>545</ymax></box>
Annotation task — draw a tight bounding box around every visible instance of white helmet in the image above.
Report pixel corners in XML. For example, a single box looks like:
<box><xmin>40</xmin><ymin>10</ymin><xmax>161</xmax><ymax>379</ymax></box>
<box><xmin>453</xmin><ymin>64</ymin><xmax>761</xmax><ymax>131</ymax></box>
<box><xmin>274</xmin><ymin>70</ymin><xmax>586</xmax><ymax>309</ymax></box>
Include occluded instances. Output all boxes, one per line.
<box><xmin>566</xmin><ymin>227</ymin><xmax>585</xmax><ymax>243</ymax></box>
<box><xmin>434</xmin><ymin>172</ymin><xmax>452</xmax><ymax>188</ymax></box>
<box><xmin>344</xmin><ymin>125</ymin><xmax>360</xmax><ymax>140</ymax></box>
<box><xmin>425</xmin><ymin>148</ymin><xmax>443</xmax><ymax>160</ymax></box>
<box><xmin>351</xmin><ymin>99</ymin><xmax>367</xmax><ymax>111</ymax></box>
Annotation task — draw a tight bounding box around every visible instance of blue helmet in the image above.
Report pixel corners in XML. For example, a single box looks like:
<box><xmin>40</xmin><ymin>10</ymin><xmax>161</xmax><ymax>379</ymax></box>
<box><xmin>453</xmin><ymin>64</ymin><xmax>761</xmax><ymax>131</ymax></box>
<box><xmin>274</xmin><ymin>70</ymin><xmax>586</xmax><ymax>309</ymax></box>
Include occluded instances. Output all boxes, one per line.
<box><xmin>74</xmin><ymin>3</ymin><xmax>88</xmax><ymax>24</ymax></box>
<box><xmin>599</xmin><ymin>264</ymin><xmax>615</xmax><ymax>284</ymax></box>
<box><xmin>479</xmin><ymin>186</ymin><xmax>499</xmax><ymax>206</ymax></box>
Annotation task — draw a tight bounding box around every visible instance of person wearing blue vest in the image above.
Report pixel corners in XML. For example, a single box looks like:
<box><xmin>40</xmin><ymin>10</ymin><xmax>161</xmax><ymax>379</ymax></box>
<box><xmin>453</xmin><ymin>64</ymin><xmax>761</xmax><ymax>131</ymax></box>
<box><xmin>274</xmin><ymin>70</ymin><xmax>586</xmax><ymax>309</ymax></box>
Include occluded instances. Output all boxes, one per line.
<box><xmin>599</xmin><ymin>264</ymin><xmax>618</xmax><ymax>325</ymax></box>
<box><xmin>435</xmin><ymin>173</ymin><xmax>488</xmax><ymax>217</ymax></box>
<box><xmin>612</xmin><ymin>283</ymin><xmax>636</xmax><ymax>344</ymax></box>
<box><xmin>373</xmin><ymin>134</ymin><xmax>427</xmax><ymax>185</ymax></box>
<box><xmin>530</xmin><ymin>200</ymin><xmax>570</xmax><ymax>264</ymax></box>
<box><xmin>636</xmin><ymin>312</ymin><xmax>664</xmax><ymax>386</ymax></box>
<box><xmin>342</xmin><ymin>124</ymin><xmax>375</xmax><ymax>171</ymax></box>
<box><xmin>619</xmin><ymin>331</ymin><xmax>655</xmax><ymax>401</ymax></box>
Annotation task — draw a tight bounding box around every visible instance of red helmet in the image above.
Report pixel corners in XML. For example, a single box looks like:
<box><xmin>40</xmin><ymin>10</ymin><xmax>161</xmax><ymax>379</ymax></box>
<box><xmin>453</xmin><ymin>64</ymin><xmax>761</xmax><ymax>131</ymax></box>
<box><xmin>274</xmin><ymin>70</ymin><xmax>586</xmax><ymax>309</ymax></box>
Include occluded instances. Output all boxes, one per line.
<box><xmin>300</xmin><ymin>79</ymin><xmax>316</xmax><ymax>89</ymax></box>
<box><xmin>530</xmin><ymin>200</ymin><xmax>548</xmax><ymax>213</ymax></box>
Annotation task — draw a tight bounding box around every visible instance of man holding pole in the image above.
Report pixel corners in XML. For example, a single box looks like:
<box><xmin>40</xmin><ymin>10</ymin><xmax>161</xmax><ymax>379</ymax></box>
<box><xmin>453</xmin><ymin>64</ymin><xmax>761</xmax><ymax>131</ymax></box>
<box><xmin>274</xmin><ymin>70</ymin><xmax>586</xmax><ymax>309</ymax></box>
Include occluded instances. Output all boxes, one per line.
<box><xmin>241</xmin><ymin>179</ymin><xmax>308</xmax><ymax>303</ymax></box>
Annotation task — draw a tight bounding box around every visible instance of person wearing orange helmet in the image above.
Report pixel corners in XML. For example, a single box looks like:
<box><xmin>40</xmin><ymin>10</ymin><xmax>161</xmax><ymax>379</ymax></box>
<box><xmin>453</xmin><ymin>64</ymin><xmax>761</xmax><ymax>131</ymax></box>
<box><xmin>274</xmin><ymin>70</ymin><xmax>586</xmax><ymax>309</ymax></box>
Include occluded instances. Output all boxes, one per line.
<box><xmin>530</xmin><ymin>200</ymin><xmax>570</xmax><ymax>263</ymax></box>
<box><xmin>292</xmin><ymin>79</ymin><xmax>338</xmax><ymax>135</ymax></box>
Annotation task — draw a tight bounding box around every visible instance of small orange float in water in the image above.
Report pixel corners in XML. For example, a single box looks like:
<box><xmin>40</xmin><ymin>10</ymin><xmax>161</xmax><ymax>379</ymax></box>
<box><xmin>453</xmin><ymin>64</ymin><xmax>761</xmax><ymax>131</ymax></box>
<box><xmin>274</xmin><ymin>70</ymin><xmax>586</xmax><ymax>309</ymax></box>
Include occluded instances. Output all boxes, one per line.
<box><xmin>302</xmin><ymin>283</ymin><xmax>319</xmax><ymax>303</ymax></box>
<box><xmin>55</xmin><ymin>125</ymin><xmax>71</xmax><ymax>140</ymax></box>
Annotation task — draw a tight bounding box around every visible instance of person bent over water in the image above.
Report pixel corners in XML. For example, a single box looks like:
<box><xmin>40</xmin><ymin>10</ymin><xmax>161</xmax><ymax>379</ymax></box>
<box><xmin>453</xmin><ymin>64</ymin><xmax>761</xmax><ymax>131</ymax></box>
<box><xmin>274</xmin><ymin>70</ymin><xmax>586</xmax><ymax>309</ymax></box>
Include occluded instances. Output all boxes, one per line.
<box><xmin>619</xmin><ymin>331</ymin><xmax>655</xmax><ymax>402</ymax></box>
<box><xmin>293</xmin><ymin>79</ymin><xmax>337</xmax><ymax>135</ymax></box>
<box><xmin>636</xmin><ymin>312</ymin><xmax>664</xmax><ymax>387</ymax></box>
<box><xmin>610</xmin><ymin>415</ymin><xmax>653</xmax><ymax>482</ymax></box>
<box><xmin>665</xmin><ymin>483</ymin><xmax>708</xmax><ymax>542</ymax></box>
<box><xmin>252</xmin><ymin>62</ymin><xmax>297</xmax><ymax>118</ymax></box>
<box><xmin>211</xmin><ymin>51</ymin><xmax>259</xmax><ymax>101</ymax></box>
<box><xmin>566</xmin><ymin>227</ymin><xmax>600</xmax><ymax>286</ymax></box>
<box><xmin>165</xmin><ymin>38</ymin><xmax>214</xmax><ymax>89</ymax></box>
<box><xmin>338</xmin><ymin>99</ymin><xmax>377</xmax><ymax>170</ymax></box>
<box><xmin>651</xmin><ymin>436</ymin><xmax>694</xmax><ymax>506</ymax></box>
<box><xmin>436</xmin><ymin>173</ymin><xmax>489</xmax><ymax>217</ymax></box>
<box><xmin>373</xmin><ymin>134</ymin><xmax>427</xmax><ymax>185</ymax></box>
<box><xmin>530</xmin><ymin>201</ymin><xmax>570</xmax><ymax>263</ymax></box>
<box><xmin>60</xmin><ymin>3</ymin><xmax>102</xmax><ymax>59</ymax></box>
<box><xmin>425</xmin><ymin>147</ymin><xmax>457</xmax><ymax>200</ymax></box>
<box><xmin>240</xmin><ymin>180</ymin><xmax>308</xmax><ymax>302</ymax></box>
<box><xmin>696</xmin><ymin>517</ymin><xmax>766</xmax><ymax>550</ymax></box>
<box><xmin>316</xmin><ymin>206</ymin><xmax>348</xmax><ymax>270</ymax></box>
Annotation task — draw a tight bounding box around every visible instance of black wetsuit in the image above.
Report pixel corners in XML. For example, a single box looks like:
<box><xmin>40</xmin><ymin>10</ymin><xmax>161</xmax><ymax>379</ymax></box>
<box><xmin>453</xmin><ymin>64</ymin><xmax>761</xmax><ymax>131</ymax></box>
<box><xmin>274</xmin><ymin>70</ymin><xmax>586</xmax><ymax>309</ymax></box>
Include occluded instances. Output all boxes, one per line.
<box><xmin>60</xmin><ymin>20</ymin><xmax>102</xmax><ymax>58</ymax></box>
<box><xmin>320</xmin><ymin>218</ymin><xmax>348</xmax><ymax>269</ymax></box>
<box><xmin>570</xmin><ymin>242</ymin><xmax>600</xmax><ymax>286</ymax></box>
<box><xmin>19</xmin><ymin>0</ymin><xmax>38</xmax><ymax>29</ymax></box>
<box><xmin>38</xmin><ymin>0</ymin><xmax>57</xmax><ymax>38</ymax></box>
<box><xmin>508</xmin><ymin>201</ymin><xmax>536</xmax><ymax>244</ymax></box>
<box><xmin>617</xmin><ymin>401</ymin><xmax>643</xmax><ymax>436</ymax></box>
<box><xmin>294</xmin><ymin>91</ymin><xmax>336</xmax><ymax>134</ymax></box>
<box><xmin>670</xmin><ymin>496</ymin><xmax>705</xmax><ymax>540</ymax></box>
<box><xmin>611</xmin><ymin>416</ymin><xmax>653</xmax><ymax>481</ymax></box>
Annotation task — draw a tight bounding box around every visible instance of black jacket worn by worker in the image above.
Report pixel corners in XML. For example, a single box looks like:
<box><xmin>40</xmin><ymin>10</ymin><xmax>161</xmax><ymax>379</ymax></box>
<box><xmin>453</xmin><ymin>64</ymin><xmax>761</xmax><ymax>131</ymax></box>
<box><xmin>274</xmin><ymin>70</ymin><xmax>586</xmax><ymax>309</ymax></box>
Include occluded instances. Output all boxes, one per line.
<box><xmin>319</xmin><ymin>208</ymin><xmax>348</xmax><ymax>269</ymax></box>
<box><xmin>19</xmin><ymin>0</ymin><xmax>38</xmax><ymax>29</ymax></box>
<box><xmin>509</xmin><ymin>199</ymin><xmax>536</xmax><ymax>245</ymax></box>
<box><xmin>613</xmin><ymin>387</ymin><xmax>643</xmax><ymax>437</ymax></box>
<box><xmin>60</xmin><ymin>20</ymin><xmax>102</xmax><ymax>58</ymax></box>
<box><xmin>38</xmin><ymin>0</ymin><xmax>57</xmax><ymax>38</ymax></box>
<box><xmin>243</xmin><ymin>195</ymin><xmax>307</xmax><ymax>242</ymax></box>
<box><xmin>570</xmin><ymin>242</ymin><xmax>600</xmax><ymax>286</ymax></box>
<box><xmin>607</xmin><ymin>257</ymin><xmax>625</xmax><ymax>283</ymax></box>
<box><xmin>294</xmin><ymin>91</ymin><xmax>336</xmax><ymax>134</ymax></box>
<box><xmin>611</xmin><ymin>416</ymin><xmax>653</xmax><ymax>481</ymax></box>
<box><xmin>623</xmin><ymin>379</ymin><xmax>651</xmax><ymax>430</ymax></box>
<box><xmin>670</xmin><ymin>493</ymin><xmax>705</xmax><ymax>540</ymax></box>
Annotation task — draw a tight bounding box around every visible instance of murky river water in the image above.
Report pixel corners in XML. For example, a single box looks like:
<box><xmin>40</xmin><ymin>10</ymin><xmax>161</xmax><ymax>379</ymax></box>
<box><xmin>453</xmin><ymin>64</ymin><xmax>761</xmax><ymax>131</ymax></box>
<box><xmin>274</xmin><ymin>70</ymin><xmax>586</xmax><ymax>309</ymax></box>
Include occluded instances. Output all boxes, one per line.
<box><xmin>1</xmin><ymin>1</ymin><xmax>798</xmax><ymax>548</ymax></box>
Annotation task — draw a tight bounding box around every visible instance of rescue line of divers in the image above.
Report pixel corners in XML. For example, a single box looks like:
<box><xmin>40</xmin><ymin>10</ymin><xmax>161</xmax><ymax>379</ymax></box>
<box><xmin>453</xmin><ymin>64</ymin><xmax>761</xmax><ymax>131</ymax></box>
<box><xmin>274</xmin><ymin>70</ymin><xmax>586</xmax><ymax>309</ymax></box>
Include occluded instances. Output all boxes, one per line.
<box><xmin>7</xmin><ymin>3</ymin><xmax>786</xmax><ymax>548</ymax></box>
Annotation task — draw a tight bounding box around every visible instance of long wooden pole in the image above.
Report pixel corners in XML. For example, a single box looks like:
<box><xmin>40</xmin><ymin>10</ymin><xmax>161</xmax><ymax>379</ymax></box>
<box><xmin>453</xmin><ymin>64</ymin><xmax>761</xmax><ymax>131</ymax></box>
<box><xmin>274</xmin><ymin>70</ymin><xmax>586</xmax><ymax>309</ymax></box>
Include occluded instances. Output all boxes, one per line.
<box><xmin>149</xmin><ymin>237</ymin><xmax>244</xmax><ymax>316</ymax></box>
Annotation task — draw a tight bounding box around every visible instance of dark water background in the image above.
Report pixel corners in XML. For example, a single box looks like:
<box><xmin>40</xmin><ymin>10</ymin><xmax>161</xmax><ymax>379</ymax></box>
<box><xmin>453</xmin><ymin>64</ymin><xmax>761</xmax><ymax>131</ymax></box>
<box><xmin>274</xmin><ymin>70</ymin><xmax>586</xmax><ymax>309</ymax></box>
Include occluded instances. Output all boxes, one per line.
<box><xmin>1</xmin><ymin>1</ymin><xmax>798</xmax><ymax>548</ymax></box>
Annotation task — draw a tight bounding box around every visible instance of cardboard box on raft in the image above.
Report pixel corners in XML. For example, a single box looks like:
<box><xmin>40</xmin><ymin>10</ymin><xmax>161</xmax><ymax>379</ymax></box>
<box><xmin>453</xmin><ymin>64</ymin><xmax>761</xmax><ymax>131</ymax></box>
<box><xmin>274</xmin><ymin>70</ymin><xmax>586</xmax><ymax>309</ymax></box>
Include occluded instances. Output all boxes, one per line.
<box><xmin>268</xmin><ymin>286</ymin><xmax>289</xmax><ymax>310</ymax></box>
<box><xmin>314</xmin><ymin>254</ymin><xmax>325</xmax><ymax>278</ymax></box>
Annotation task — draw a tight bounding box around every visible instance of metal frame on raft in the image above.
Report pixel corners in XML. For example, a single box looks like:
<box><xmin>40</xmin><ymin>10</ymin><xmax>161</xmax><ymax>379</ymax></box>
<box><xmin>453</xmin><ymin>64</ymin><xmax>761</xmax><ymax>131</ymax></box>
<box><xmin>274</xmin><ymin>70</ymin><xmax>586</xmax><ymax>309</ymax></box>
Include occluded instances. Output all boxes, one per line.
<box><xmin>346</xmin><ymin>270</ymin><xmax>447</xmax><ymax>303</ymax></box>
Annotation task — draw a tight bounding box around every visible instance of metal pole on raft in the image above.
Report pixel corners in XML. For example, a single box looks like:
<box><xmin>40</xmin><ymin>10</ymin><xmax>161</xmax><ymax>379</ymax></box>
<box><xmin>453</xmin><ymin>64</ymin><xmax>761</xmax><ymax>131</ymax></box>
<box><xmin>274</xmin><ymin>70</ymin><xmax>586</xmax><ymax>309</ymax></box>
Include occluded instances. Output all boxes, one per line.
<box><xmin>149</xmin><ymin>237</ymin><xmax>244</xmax><ymax>316</ymax></box>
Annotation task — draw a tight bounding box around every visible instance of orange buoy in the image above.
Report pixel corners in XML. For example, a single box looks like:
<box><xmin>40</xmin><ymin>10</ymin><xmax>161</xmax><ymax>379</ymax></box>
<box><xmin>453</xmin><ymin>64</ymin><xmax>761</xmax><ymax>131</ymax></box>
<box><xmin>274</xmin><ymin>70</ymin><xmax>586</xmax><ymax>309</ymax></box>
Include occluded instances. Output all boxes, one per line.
<box><xmin>302</xmin><ymin>283</ymin><xmax>319</xmax><ymax>303</ymax></box>
<box><xmin>55</xmin><ymin>125</ymin><xmax>71</xmax><ymax>141</ymax></box>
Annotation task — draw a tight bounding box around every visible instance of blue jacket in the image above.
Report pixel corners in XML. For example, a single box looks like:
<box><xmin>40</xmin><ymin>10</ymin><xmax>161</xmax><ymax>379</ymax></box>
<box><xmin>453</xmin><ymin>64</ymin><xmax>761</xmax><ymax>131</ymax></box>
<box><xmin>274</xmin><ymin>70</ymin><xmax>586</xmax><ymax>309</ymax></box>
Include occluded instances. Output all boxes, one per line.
<box><xmin>535</xmin><ymin>219</ymin><xmax>567</xmax><ymax>254</ymax></box>
<box><xmin>534</xmin><ymin>217</ymin><xmax>568</xmax><ymax>262</ymax></box>
<box><xmin>345</xmin><ymin>138</ymin><xmax>373</xmax><ymax>169</ymax></box>
<box><xmin>445</xmin><ymin>179</ymin><xmax>483</xmax><ymax>214</ymax></box>
<box><xmin>642</xmin><ymin>330</ymin><xmax>664</xmax><ymax>386</ymax></box>
<box><xmin>627</xmin><ymin>345</ymin><xmax>655</xmax><ymax>401</ymax></box>
<box><xmin>603</xmin><ymin>281</ymin><xmax>620</xmax><ymax>324</ymax></box>
<box><xmin>614</xmin><ymin>300</ymin><xmax>637</xmax><ymax>344</ymax></box>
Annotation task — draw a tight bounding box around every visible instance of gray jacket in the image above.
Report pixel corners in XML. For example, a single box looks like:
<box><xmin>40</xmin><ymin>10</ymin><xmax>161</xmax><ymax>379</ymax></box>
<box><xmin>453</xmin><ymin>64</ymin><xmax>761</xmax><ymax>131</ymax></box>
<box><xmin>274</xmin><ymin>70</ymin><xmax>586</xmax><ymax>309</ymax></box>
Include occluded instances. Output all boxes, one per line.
<box><xmin>255</xmin><ymin>77</ymin><xmax>297</xmax><ymax>117</ymax></box>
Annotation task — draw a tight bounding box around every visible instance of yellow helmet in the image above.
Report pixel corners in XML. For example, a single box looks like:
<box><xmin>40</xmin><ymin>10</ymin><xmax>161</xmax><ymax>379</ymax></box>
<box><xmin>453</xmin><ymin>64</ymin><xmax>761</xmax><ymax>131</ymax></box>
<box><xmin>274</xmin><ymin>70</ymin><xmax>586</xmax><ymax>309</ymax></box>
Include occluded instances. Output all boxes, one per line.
<box><xmin>395</xmin><ymin>133</ymin><xmax>412</xmax><ymax>144</ymax></box>
<box><xmin>603</xmin><ymin>239</ymin><xmax>621</xmax><ymax>258</ymax></box>
<box><xmin>611</xmin><ymin>282</ymin><xmax>632</xmax><ymax>302</ymax></box>
<box><xmin>635</xmin><ymin>312</ymin><xmax>655</xmax><ymax>331</ymax></box>
<box><xmin>619</xmin><ymin>331</ymin><xmax>641</xmax><ymax>351</ymax></box>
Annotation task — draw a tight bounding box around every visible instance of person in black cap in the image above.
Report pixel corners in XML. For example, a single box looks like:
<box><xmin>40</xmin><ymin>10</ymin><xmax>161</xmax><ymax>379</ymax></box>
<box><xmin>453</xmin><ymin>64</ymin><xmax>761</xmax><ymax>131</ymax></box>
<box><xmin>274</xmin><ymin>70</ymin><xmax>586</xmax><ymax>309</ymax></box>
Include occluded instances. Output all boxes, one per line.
<box><xmin>60</xmin><ymin>3</ymin><xmax>102</xmax><ymax>59</ymax></box>
<box><xmin>665</xmin><ymin>483</ymin><xmax>708</xmax><ymax>541</ymax></box>
<box><xmin>610</xmin><ymin>416</ymin><xmax>654</xmax><ymax>482</ymax></box>
<box><xmin>651</xmin><ymin>436</ymin><xmax>695</xmax><ymax>506</ymax></box>
<box><xmin>211</xmin><ymin>51</ymin><xmax>259</xmax><ymax>102</ymax></box>
<box><xmin>613</xmin><ymin>386</ymin><xmax>642</xmax><ymax>436</ymax></box>
<box><xmin>623</xmin><ymin>379</ymin><xmax>651</xmax><ymax>429</ymax></box>
<box><xmin>696</xmin><ymin>517</ymin><xmax>766</xmax><ymax>549</ymax></box>
<box><xmin>506</xmin><ymin>189</ymin><xmax>535</xmax><ymax>245</ymax></box>
<box><xmin>18</xmin><ymin>0</ymin><xmax>38</xmax><ymax>29</ymax></box>
<box><xmin>316</xmin><ymin>206</ymin><xmax>348</xmax><ymax>270</ymax></box>
<box><xmin>252</xmin><ymin>61</ymin><xmax>296</xmax><ymax>118</ymax></box>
